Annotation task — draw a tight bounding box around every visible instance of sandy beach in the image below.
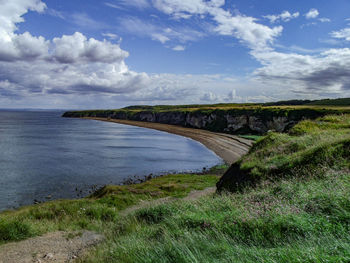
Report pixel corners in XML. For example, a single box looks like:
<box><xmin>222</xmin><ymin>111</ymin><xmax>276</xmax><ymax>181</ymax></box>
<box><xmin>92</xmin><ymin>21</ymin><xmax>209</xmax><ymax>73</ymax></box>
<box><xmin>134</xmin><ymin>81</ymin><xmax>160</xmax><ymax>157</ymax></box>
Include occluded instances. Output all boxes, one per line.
<box><xmin>86</xmin><ymin>118</ymin><xmax>253</xmax><ymax>164</ymax></box>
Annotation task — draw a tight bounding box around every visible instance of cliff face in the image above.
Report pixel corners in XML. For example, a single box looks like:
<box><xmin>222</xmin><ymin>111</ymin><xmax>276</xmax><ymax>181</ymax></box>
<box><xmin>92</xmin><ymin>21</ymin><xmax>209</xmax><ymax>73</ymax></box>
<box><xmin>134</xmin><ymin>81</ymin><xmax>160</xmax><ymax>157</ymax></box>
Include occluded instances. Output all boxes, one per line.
<box><xmin>63</xmin><ymin>108</ymin><xmax>328</xmax><ymax>135</ymax></box>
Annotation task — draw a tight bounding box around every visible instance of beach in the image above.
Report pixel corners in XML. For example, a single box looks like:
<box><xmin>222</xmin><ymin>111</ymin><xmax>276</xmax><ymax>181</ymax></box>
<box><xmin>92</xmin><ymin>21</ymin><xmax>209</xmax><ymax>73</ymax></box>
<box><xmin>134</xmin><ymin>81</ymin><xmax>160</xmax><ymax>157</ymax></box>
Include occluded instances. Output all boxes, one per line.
<box><xmin>86</xmin><ymin>118</ymin><xmax>253</xmax><ymax>164</ymax></box>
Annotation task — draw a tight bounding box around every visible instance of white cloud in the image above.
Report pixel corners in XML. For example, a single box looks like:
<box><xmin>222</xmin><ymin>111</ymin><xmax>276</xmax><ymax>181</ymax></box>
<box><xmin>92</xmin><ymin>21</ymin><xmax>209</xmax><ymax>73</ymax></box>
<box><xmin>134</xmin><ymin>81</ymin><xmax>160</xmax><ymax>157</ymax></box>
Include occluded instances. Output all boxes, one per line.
<box><xmin>105</xmin><ymin>0</ymin><xmax>149</xmax><ymax>10</ymax></box>
<box><xmin>305</xmin><ymin>8</ymin><xmax>319</xmax><ymax>19</ymax></box>
<box><xmin>0</xmin><ymin>0</ymin><xmax>46</xmax><ymax>33</ymax></box>
<box><xmin>331</xmin><ymin>28</ymin><xmax>350</xmax><ymax>41</ymax></box>
<box><xmin>152</xmin><ymin>0</ymin><xmax>209</xmax><ymax>19</ymax></box>
<box><xmin>102</xmin><ymin>32</ymin><xmax>119</xmax><ymax>40</ymax></box>
<box><xmin>264</xmin><ymin>11</ymin><xmax>299</xmax><ymax>23</ymax></box>
<box><xmin>153</xmin><ymin>0</ymin><xmax>283</xmax><ymax>51</ymax></box>
<box><xmin>151</xmin><ymin>33</ymin><xmax>170</xmax><ymax>43</ymax></box>
<box><xmin>319</xmin><ymin>18</ymin><xmax>331</xmax><ymax>23</ymax></box>
<box><xmin>253</xmin><ymin>48</ymin><xmax>350</xmax><ymax>96</ymax></box>
<box><xmin>0</xmin><ymin>0</ymin><xmax>49</xmax><ymax>61</ymax></box>
<box><xmin>0</xmin><ymin>0</ymin><xmax>150</xmax><ymax>102</ymax></box>
<box><xmin>70</xmin><ymin>13</ymin><xmax>107</xmax><ymax>30</ymax></box>
<box><xmin>1</xmin><ymin>0</ymin><xmax>349</xmax><ymax>108</ymax></box>
<box><xmin>212</xmin><ymin>9</ymin><xmax>282</xmax><ymax>50</ymax></box>
<box><xmin>46</xmin><ymin>8</ymin><xmax>65</xmax><ymax>19</ymax></box>
<box><xmin>172</xmin><ymin>45</ymin><xmax>185</xmax><ymax>51</ymax></box>
<box><xmin>52</xmin><ymin>32</ymin><xmax>129</xmax><ymax>63</ymax></box>
<box><xmin>118</xmin><ymin>17</ymin><xmax>205</xmax><ymax>44</ymax></box>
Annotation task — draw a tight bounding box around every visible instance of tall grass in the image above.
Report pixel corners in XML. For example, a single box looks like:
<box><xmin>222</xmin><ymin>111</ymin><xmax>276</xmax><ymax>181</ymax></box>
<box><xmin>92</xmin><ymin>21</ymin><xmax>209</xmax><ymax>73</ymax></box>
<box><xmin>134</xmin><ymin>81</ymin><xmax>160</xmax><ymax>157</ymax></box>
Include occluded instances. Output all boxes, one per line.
<box><xmin>83</xmin><ymin>169</ymin><xmax>350</xmax><ymax>262</ymax></box>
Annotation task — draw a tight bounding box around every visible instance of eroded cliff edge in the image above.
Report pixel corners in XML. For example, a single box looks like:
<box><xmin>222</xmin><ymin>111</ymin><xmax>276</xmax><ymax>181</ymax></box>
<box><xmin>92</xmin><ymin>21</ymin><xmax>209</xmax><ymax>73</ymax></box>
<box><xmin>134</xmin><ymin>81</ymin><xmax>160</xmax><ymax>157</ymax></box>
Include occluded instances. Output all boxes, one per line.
<box><xmin>63</xmin><ymin>107</ymin><xmax>334</xmax><ymax>135</ymax></box>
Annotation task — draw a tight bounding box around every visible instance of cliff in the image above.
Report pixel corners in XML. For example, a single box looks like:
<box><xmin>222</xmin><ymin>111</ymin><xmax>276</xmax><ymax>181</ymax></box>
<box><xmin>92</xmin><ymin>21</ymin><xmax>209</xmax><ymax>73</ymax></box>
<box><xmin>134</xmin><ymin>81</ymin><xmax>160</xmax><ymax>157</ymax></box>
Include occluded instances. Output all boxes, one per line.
<box><xmin>62</xmin><ymin>107</ymin><xmax>342</xmax><ymax>135</ymax></box>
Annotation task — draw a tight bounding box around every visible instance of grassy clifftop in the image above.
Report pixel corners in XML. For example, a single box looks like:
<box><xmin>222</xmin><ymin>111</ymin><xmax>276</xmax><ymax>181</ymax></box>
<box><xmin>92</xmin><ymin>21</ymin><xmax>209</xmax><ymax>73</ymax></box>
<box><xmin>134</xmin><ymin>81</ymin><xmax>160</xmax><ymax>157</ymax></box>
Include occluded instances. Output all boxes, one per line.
<box><xmin>64</xmin><ymin>99</ymin><xmax>350</xmax><ymax>116</ymax></box>
<box><xmin>217</xmin><ymin>114</ymin><xmax>350</xmax><ymax>192</ymax></box>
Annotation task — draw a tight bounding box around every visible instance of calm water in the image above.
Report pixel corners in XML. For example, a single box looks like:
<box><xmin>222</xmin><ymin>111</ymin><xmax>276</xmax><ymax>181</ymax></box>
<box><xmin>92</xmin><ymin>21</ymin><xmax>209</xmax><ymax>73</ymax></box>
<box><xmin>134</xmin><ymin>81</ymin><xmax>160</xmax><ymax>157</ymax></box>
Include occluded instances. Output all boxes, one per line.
<box><xmin>0</xmin><ymin>111</ymin><xmax>221</xmax><ymax>211</ymax></box>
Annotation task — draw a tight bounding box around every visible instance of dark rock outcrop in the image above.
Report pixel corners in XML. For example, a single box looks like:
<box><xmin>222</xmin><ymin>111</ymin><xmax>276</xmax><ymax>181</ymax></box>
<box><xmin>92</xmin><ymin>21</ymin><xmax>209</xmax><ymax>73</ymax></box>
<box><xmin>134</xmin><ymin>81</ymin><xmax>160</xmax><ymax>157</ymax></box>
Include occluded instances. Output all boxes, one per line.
<box><xmin>216</xmin><ymin>162</ymin><xmax>256</xmax><ymax>192</ymax></box>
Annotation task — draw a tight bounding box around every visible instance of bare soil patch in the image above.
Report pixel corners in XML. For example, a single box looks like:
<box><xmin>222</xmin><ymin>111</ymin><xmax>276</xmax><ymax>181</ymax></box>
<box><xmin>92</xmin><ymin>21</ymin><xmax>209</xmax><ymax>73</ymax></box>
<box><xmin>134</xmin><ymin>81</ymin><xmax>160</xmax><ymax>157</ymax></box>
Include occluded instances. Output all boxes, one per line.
<box><xmin>0</xmin><ymin>231</ymin><xmax>103</xmax><ymax>263</ymax></box>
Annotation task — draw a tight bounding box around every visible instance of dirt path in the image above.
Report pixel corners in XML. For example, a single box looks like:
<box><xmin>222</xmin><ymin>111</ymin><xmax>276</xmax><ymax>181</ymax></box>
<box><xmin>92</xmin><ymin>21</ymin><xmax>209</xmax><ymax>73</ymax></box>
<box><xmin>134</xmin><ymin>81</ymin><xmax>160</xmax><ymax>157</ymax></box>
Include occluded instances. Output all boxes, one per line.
<box><xmin>0</xmin><ymin>231</ymin><xmax>103</xmax><ymax>263</ymax></box>
<box><xmin>85</xmin><ymin>118</ymin><xmax>253</xmax><ymax>164</ymax></box>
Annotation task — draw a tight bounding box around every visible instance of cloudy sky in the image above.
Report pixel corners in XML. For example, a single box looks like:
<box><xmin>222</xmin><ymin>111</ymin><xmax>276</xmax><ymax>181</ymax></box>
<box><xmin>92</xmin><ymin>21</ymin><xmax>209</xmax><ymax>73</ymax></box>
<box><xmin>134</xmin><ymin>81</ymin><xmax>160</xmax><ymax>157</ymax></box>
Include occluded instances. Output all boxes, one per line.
<box><xmin>1</xmin><ymin>0</ymin><xmax>350</xmax><ymax>109</ymax></box>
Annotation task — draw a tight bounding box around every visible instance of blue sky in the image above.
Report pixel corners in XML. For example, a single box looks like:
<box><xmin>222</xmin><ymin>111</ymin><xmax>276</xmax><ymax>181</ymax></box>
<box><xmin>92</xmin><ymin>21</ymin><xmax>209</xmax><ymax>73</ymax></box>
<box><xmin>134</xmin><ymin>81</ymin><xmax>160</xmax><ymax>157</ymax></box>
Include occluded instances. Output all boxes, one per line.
<box><xmin>1</xmin><ymin>0</ymin><xmax>350</xmax><ymax>109</ymax></box>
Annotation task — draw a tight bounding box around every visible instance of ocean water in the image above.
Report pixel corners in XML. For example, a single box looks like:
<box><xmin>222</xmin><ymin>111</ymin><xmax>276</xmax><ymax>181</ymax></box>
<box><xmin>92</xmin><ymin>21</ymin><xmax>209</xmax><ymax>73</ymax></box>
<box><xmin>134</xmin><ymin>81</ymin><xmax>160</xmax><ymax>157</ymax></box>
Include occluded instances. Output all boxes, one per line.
<box><xmin>0</xmin><ymin>110</ymin><xmax>222</xmax><ymax>211</ymax></box>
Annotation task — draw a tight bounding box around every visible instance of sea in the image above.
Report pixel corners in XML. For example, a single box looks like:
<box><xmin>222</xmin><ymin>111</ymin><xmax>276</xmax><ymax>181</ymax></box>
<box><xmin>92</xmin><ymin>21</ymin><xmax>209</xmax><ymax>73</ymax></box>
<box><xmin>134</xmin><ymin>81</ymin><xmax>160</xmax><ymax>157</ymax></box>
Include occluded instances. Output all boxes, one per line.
<box><xmin>0</xmin><ymin>110</ymin><xmax>222</xmax><ymax>211</ymax></box>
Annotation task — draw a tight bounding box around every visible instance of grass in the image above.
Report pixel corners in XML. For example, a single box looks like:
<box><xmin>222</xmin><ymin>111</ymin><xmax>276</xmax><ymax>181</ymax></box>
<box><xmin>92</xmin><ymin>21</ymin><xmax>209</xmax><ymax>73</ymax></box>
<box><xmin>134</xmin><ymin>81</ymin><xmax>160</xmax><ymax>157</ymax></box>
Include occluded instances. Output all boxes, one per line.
<box><xmin>0</xmin><ymin>165</ymin><xmax>226</xmax><ymax>245</ymax></box>
<box><xmin>83</xmin><ymin>170</ymin><xmax>350</xmax><ymax>262</ymax></box>
<box><xmin>238</xmin><ymin>135</ymin><xmax>263</xmax><ymax>141</ymax></box>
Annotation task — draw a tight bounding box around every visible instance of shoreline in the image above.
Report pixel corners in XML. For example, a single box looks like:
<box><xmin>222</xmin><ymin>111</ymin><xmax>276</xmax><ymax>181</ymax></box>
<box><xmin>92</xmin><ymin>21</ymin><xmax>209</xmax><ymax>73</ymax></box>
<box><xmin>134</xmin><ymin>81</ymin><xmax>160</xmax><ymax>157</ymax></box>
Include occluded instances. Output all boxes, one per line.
<box><xmin>84</xmin><ymin>117</ymin><xmax>253</xmax><ymax>164</ymax></box>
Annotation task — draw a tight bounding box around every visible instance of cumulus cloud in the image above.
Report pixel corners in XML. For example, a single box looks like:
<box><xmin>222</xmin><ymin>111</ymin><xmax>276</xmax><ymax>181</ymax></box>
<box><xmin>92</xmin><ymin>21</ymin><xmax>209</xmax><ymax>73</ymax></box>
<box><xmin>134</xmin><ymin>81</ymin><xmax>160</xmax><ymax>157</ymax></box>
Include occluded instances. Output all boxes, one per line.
<box><xmin>264</xmin><ymin>11</ymin><xmax>299</xmax><ymax>23</ymax></box>
<box><xmin>305</xmin><ymin>8</ymin><xmax>319</xmax><ymax>19</ymax></box>
<box><xmin>1</xmin><ymin>0</ymin><xmax>349</xmax><ymax>108</ymax></box>
<box><xmin>52</xmin><ymin>32</ymin><xmax>128</xmax><ymax>63</ymax></box>
<box><xmin>0</xmin><ymin>0</ymin><xmax>49</xmax><ymax>61</ymax></box>
<box><xmin>0</xmin><ymin>0</ymin><xmax>150</xmax><ymax>101</ymax></box>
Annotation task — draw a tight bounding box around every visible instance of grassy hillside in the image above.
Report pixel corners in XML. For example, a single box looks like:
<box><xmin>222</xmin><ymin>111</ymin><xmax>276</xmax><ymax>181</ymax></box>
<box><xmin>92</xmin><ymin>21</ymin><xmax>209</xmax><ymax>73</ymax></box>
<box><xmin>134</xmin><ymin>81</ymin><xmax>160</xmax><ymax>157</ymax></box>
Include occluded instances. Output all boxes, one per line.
<box><xmin>217</xmin><ymin>114</ymin><xmax>350</xmax><ymax>192</ymax></box>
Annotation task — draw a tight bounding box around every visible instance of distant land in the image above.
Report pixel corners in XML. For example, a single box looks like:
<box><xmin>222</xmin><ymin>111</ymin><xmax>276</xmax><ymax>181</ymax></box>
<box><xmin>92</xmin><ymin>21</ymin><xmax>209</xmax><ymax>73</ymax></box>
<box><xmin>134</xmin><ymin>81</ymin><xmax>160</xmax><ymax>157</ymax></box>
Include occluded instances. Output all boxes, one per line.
<box><xmin>63</xmin><ymin>97</ymin><xmax>350</xmax><ymax>135</ymax></box>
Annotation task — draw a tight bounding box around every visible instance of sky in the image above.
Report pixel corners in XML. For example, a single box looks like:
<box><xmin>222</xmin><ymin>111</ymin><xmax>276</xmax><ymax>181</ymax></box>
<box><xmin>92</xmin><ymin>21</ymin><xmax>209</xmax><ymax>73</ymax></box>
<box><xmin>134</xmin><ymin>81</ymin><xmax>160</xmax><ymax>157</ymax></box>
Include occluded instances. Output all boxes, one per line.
<box><xmin>1</xmin><ymin>0</ymin><xmax>350</xmax><ymax>109</ymax></box>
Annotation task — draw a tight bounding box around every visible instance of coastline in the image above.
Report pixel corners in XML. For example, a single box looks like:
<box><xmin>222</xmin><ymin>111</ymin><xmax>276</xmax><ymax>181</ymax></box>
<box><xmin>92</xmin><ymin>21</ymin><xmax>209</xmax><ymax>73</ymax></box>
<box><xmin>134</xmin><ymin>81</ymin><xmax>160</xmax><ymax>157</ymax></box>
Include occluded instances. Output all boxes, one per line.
<box><xmin>84</xmin><ymin>117</ymin><xmax>253</xmax><ymax>164</ymax></box>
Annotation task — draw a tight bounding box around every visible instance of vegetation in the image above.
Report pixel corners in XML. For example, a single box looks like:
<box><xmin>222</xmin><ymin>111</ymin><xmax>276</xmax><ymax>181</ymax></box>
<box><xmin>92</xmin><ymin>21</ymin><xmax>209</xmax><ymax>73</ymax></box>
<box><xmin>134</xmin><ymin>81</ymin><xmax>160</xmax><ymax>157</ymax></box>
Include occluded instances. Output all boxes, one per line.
<box><xmin>64</xmin><ymin>98</ymin><xmax>350</xmax><ymax>117</ymax></box>
<box><xmin>217</xmin><ymin>114</ymin><xmax>350</xmax><ymax>192</ymax></box>
<box><xmin>0</xmin><ymin>165</ymin><xmax>227</xmax><ymax>245</ymax></box>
